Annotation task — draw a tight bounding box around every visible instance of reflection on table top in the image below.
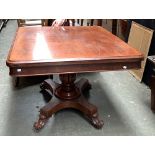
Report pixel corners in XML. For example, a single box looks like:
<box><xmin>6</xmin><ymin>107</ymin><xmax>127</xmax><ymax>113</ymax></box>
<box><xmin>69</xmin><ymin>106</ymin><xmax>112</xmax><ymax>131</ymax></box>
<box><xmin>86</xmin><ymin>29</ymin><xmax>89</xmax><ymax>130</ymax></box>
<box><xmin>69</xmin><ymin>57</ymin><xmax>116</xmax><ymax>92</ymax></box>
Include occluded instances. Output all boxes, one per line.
<box><xmin>7</xmin><ymin>26</ymin><xmax>143</xmax><ymax>64</ymax></box>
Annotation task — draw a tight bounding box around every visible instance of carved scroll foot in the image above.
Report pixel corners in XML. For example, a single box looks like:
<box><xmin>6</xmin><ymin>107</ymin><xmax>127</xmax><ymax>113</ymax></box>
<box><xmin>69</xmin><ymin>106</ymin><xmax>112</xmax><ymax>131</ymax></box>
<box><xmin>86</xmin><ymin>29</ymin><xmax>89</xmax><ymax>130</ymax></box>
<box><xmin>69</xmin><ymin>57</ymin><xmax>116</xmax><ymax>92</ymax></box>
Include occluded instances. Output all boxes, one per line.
<box><xmin>40</xmin><ymin>82</ymin><xmax>46</xmax><ymax>90</ymax></box>
<box><xmin>82</xmin><ymin>80</ymin><xmax>92</xmax><ymax>92</ymax></box>
<box><xmin>33</xmin><ymin>114</ymin><xmax>49</xmax><ymax>131</ymax></box>
<box><xmin>87</xmin><ymin>113</ymin><xmax>104</xmax><ymax>129</ymax></box>
<box><xmin>40</xmin><ymin>79</ymin><xmax>59</xmax><ymax>97</ymax></box>
<box><xmin>76</xmin><ymin>78</ymin><xmax>92</xmax><ymax>92</ymax></box>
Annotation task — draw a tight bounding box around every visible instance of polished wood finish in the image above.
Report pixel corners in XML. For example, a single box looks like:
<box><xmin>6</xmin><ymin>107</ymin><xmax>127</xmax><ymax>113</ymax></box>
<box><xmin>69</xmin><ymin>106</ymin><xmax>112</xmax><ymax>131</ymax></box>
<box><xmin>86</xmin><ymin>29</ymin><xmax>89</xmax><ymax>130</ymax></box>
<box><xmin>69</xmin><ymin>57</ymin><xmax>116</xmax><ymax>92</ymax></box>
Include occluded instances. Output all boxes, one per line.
<box><xmin>7</xmin><ymin>26</ymin><xmax>143</xmax><ymax>77</ymax></box>
<box><xmin>6</xmin><ymin>26</ymin><xmax>143</xmax><ymax>131</ymax></box>
<box><xmin>34</xmin><ymin>76</ymin><xmax>103</xmax><ymax>130</ymax></box>
<box><xmin>16</xmin><ymin>19</ymin><xmax>49</xmax><ymax>86</ymax></box>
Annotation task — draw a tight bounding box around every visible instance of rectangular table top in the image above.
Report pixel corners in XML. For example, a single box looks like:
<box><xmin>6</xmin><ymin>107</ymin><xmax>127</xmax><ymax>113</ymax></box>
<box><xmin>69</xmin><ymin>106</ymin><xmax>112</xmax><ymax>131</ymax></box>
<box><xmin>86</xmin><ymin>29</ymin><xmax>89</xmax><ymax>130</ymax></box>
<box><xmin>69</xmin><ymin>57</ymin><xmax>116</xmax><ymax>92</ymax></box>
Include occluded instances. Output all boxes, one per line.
<box><xmin>6</xmin><ymin>26</ymin><xmax>144</xmax><ymax>76</ymax></box>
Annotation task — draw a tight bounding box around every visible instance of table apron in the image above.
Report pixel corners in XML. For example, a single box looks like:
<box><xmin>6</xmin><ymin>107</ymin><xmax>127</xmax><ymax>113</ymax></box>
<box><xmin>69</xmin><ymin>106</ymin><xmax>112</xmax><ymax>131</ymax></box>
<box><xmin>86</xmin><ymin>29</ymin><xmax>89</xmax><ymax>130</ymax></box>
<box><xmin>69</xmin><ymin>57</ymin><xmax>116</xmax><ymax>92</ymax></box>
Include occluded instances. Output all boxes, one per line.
<box><xmin>8</xmin><ymin>61</ymin><xmax>141</xmax><ymax>77</ymax></box>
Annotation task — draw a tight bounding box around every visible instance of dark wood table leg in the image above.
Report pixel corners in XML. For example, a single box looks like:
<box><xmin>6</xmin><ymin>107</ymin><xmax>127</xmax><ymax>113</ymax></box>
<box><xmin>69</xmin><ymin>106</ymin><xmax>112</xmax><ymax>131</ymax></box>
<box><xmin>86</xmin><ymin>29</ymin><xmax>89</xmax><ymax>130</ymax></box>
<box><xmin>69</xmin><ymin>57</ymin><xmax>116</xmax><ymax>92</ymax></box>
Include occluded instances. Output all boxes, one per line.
<box><xmin>81</xmin><ymin>19</ymin><xmax>84</xmax><ymax>26</ymax></box>
<box><xmin>150</xmin><ymin>75</ymin><xmax>155</xmax><ymax>112</ymax></box>
<box><xmin>97</xmin><ymin>19</ymin><xmax>102</xmax><ymax>26</ymax></box>
<box><xmin>34</xmin><ymin>73</ymin><xmax>103</xmax><ymax>131</ymax></box>
<box><xmin>112</xmin><ymin>19</ymin><xmax>117</xmax><ymax>35</ymax></box>
<box><xmin>13</xmin><ymin>77</ymin><xmax>20</xmax><ymax>87</ymax></box>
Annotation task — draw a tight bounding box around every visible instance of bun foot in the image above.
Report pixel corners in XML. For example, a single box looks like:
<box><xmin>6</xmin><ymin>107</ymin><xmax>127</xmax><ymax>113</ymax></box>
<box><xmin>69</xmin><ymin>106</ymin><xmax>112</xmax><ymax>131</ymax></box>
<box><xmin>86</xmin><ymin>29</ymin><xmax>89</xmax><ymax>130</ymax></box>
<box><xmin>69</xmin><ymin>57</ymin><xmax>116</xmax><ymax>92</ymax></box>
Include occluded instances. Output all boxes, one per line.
<box><xmin>33</xmin><ymin>114</ymin><xmax>48</xmax><ymax>131</ymax></box>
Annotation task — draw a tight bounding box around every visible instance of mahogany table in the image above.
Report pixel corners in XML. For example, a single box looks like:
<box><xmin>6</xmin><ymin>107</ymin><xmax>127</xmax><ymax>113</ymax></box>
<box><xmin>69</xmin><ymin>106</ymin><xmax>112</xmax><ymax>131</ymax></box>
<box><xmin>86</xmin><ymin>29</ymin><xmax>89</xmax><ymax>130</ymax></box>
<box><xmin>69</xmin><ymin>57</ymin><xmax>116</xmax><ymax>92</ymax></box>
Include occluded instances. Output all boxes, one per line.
<box><xmin>6</xmin><ymin>26</ymin><xmax>143</xmax><ymax>131</ymax></box>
